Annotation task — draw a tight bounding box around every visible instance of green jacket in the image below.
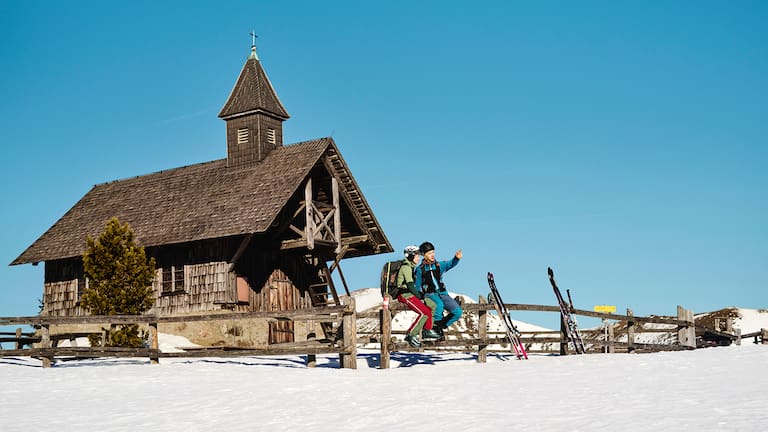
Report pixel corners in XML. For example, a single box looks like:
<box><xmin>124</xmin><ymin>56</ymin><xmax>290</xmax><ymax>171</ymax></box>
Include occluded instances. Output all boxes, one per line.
<box><xmin>395</xmin><ymin>258</ymin><xmax>419</xmax><ymax>297</ymax></box>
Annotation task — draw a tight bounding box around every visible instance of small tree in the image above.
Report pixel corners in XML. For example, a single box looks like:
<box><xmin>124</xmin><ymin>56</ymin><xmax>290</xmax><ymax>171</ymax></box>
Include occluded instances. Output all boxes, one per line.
<box><xmin>81</xmin><ymin>217</ymin><xmax>156</xmax><ymax>347</ymax></box>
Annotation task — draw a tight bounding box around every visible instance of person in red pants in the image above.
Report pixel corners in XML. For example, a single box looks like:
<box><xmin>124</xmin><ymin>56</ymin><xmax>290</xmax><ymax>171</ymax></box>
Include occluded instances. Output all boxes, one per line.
<box><xmin>395</xmin><ymin>245</ymin><xmax>441</xmax><ymax>347</ymax></box>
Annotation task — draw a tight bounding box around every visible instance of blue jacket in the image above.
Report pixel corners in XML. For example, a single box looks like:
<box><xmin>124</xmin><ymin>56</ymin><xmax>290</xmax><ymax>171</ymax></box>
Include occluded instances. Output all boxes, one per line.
<box><xmin>414</xmin><ymin>256</ymin><xmax>460</xmax><ymax>295</ymax></box>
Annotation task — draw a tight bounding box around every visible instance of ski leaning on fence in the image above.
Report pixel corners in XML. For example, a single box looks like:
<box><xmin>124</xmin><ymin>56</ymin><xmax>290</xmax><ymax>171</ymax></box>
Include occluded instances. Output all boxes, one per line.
<box><xmin>486</xmin><ymin>272</ymin><xmax>528</xmax><ymax>360</ymax></box>
<box><xmin>547</xmin><ymin>267</ymin><xmax>586</xmax><ymax>354</ymax></box>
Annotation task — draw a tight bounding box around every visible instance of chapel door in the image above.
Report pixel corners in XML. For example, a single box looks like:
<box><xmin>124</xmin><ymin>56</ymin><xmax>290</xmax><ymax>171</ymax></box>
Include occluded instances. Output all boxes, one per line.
<box><xmin>267</xmin><ymin>269</ymin><xmax>295</xmax><ymax>344</ymax></box>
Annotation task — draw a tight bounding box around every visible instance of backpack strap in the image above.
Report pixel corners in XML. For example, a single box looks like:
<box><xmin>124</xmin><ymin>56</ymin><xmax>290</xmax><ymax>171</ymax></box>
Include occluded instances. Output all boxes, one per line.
<box><xmin>420</xmin><ymin>261</ymin><xmax>444</xmax><ymax>293</ymax></box>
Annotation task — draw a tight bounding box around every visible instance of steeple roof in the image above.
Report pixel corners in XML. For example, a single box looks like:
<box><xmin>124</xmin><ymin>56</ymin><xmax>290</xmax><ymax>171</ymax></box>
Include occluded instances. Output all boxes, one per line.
<box><xmin>218</xmin><ymin>47</ymin><xmax>290</xmax><ymax>120</ymax></box>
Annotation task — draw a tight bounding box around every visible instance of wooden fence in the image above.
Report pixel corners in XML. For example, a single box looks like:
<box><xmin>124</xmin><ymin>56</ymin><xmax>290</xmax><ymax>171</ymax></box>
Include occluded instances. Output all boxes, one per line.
<box><xmin>0</xmin><ymin>298</ymin><xmax>357</xmax><ymax>369</ymax></box>
<box><xmin>1</xmin><ymin>296</ymin><xmax>760</xmax><ymax>370</ymax></box>
<box><xmin>360</xmin><ymin>297</ymin><xmax>754</xmax><ymax>368</ymax></box>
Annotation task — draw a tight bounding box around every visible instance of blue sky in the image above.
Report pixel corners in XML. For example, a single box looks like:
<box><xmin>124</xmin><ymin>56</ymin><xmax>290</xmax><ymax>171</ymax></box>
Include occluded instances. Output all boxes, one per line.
<box><xmin>1</xmin><ymin>1</ymin><xmax>766</xmax><ymax>329</ymax></box>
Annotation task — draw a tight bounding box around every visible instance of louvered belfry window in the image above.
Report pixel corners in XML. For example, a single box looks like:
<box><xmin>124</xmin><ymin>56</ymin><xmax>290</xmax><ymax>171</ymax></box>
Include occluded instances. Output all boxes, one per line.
<box><xmin>267</xmin><ymin>128</ymin><xmax>276</xmax><ymax>145</ymax></box>
<box><xmin>237</xmin><ymin>128</ymin><xmax>249</xmax><ymax>146</ymax></box>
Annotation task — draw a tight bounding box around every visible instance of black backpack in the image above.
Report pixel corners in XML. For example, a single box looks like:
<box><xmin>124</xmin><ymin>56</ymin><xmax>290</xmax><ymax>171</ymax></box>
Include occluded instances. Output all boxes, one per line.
<box><xmin>380</xmin><ymin>260</ymin><xmax>403</xmax><ymax>298</ymax></box>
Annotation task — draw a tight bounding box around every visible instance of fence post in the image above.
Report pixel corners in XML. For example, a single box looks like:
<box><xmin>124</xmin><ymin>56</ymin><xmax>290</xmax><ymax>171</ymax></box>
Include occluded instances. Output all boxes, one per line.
<box><xmin>306</xmin><ymin>320</ymin><xmax>317</xmax><ymax>368</ymax></box>
<box><xmin>677</xmin><ymin>306</ymin><xmax>696</xmax><ymax>349</ymax></box>
<box><xmin>340</xmin><ymin>297</ymin><xmax>357</xmax><ymax>369</ymax></box>
<box><xmin>40</xmin><ymin>323</ymin><xmax>52</xmax><ymax>368</ymax></box>
<box><xmin>149</xmin><ymin>321</ymin><xmax>159</xmax><ymax>365</ymax></box>
<box><xmin>607</xmin><ymin>321</ymin><xmax>615</xmax><ymax>354</ymax></box>
<box><xmin>560</xmin><ymin>315</ymin><xmax>568</xmax><ymax>355</ymax></box>
<box><xmin>726</xmin><ymin>317</ymin><xmax>741</xmax><ymax>346</ymax></box>
<box><xmin>380</xmin><ymin>298</ymin><xmax>391</xmax><ymax>369</ymax></box>
<box><xmin>762</xmin><ymin>328</ymin><xmax>768</xmax><ymax>345</ymax></box>
<box><xmin>14</xmin><ymin>327</ymin><xmax>22</xmax><ymax>350</ymax></box>
<box><xmin>478</xmin><ymin>296</ymin><xmax>487</xmax><ymax>363</ymax></box>
<box><xmin>627</xmin><ymin>309</ymin><xmax>635</xmax><ymax>353</ymax></box>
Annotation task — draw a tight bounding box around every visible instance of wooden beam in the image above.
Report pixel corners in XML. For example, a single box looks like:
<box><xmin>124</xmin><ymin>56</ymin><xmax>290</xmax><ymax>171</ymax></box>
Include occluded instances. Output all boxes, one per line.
<box><xmin>328</xmin><ymin>245</ymin><xmax>349</xmax><ymax>274</ymax></box>
<box><xmin>332</xmin><ymin>177</ymin><xmax>341</xmax><ymax>254</ymax></box>
<box><xmin>341</xmin><ymin>235</ymin><xmax>369</xmax><ymax>246</ymax></box>
<box><xmin>478</xmin><ymin>296</ymin><xmax>487</xmax><ymax>363</ymax></box>
<box><xmin>305</xmin><ymin>178</ymin><xmax>314</xmax><ymax>250</ymax></box>
<box><xmin>228</xmin><ymin>233</ymin><xmax>254</xmax><ymax>272</ymax></box>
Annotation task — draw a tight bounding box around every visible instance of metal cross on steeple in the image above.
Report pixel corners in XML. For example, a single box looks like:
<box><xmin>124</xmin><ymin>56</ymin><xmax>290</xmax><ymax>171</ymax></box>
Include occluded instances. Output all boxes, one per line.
<box><xmin>249</xmin><ymin>30</ymin><xmax>259</xmax><ymax>60</ymax></box>
<box><xmin>250</xmin><ymin>30</ymin><xmax>258</xmax><ymax>48</ymax></box>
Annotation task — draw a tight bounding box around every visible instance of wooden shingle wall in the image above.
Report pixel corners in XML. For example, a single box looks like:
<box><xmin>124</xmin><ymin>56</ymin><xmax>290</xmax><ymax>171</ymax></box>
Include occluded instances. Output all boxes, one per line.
<box><xmin>42</xmin><ymin>279</ymin><xmax>86</xmax><ymax>317</ymax></box>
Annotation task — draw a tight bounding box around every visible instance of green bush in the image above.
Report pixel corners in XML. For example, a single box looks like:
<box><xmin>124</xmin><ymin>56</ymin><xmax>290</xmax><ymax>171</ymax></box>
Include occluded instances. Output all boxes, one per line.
<box><xmin>81</xmin><ymin>217</ymin><xmax>156</xmax><ymax>348</ymax></box>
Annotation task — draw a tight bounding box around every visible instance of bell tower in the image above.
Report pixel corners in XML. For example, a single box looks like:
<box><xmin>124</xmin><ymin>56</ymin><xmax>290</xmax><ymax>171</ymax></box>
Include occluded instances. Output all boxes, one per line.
<box><xmin>219</xmin><ymin>36</ymin><xmax>290</xmax><ymax>167</ymax></box>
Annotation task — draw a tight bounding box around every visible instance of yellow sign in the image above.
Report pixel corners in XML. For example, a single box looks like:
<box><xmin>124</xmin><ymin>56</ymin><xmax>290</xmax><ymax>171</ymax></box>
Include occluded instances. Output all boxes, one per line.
<box><xmin>593</xmin><ymin>305</ymin><xmax>616</xmax><ymax>313</ymax></box>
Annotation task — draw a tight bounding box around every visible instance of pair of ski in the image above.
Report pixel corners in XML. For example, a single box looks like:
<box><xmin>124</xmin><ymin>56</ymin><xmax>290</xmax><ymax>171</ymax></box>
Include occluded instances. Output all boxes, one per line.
<box><xmin>487</xmin><ymin>272</ymin><xmax>528</xmax><ymax>360</ymax></box>
<box><xmin>487</xmin><ymin>268</ymin><xmax>586</xmax><ymax>358</ymax></box>
<box><xmin>548</xmin><ymin>267</ymin><xmax>586</xmax><ymax>354</ymax></box>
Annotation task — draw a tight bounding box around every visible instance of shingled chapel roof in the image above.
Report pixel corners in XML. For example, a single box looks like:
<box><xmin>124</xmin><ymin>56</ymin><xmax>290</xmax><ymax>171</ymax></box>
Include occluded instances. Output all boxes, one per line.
<box><xmin>218</xmin><ymin>48</ymin><xmax>289</xmax><ymax>120</ymax></box>
<box><xmin>12</xmin><ymin>137</ymin><xmax>389</xmax><ymax>265</ymax></box>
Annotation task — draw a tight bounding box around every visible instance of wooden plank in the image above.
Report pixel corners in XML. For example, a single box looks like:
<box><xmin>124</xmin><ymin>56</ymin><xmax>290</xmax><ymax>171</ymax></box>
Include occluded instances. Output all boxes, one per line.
<box><xmin>41</xmin><ymin>324</ymin><xmax>52</xmax><ymax>368</ymax></box>
<box><xmin>340</xmin><ymin>296</ymin><xmax>357</xmax><ymax>369</ymax></box>
<box><xmin>677</xmin><ymin>306</ymin><xmax>696</xmax><ymax>348</ymax></box>
<box><xmin>627</xmin><ymin>308</ymin><xmax>635</xmax><ymax>353</ymax></box>
<box><xmin>149</xmin><ymin>322</ymin><xmax>159</xmax><ymax>364</ymax></box>
<box><xmin>227</xmin><ymin>233</ymin><xmax>254</xmax><ymax>272</ymax></box>
<box><xmin>477</xmin><ymin>295</ymin><xmax>487</xmax><ymax>363</ymax></box>
<box><xmin>305</xmin><ymin>178</ymin><xmax>314</xmax><ymax>250</ymax></box>
<box><xmin>380</xmin><ymin>298</ymin><xmax>391</xmax><ymax>369</ymax></box>
<box><xmin>332</xmin><ymin>177</ymin><xmax>341</xmax><ymax>254</ymax></box>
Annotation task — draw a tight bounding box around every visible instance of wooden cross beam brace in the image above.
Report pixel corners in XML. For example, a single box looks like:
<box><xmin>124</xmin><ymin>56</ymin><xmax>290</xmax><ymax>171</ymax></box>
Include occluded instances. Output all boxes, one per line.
<box><xmin>277</xmin><ymin>177</ymin><xmax>343</xmax><ymax>252</ymax></box>
<box><xmin>228</xmin><ymin>233</ymin><xmax>254</xmax><ymax>272</ymax></box>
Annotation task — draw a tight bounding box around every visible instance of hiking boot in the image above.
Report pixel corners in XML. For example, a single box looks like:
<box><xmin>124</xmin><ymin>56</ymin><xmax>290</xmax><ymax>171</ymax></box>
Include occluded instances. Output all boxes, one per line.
<box><xmin>422</xmin><ymin>329</ymin><xmax>441</xmax><ymax>340</ymax></box>
<box><xmin>434</xmin><ymin>323</ymin><xmax>446</xmax><ymax>341</ymax></box>
<box><xmin>404</xmin><ymin>334</ymin><xmax>421</xmax><ymax>348</ymax></box>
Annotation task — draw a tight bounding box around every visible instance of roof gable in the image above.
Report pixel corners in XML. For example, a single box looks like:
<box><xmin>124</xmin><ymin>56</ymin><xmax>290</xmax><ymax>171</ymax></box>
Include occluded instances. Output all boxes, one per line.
<box><xmin>218</xmin><ymin>53</ymin><xmax>289</xmax><ymax>120</ymax></box>
<box><xmin>12</xmin><ymin>138</ymin><xmax>332</xmax><ymax>265</ymax></box>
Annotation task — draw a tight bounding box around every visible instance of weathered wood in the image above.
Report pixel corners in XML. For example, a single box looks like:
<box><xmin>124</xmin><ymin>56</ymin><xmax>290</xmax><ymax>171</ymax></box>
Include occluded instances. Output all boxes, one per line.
<box><xmin>380</xmin><ymin>304</ymin><xmax>391</xmax><ymax>369</ymax></box>
<box><xmin>607</xmin><ymin>321</ymin><xmax>615</xmax><ymax>354</ymax></box>
<box><xmin>306</xmin><ymin>320</ymin><xmax>316</xmax><ymax>368</ymax></box>
<box><xmin>332</xmin><ymin>176</ymin><xmax>341</xmax><ymax>254</ymax></box>
<box><xmin>14</xmin><ymin>327</ymin><xmax>22</xmax><ymax>350</ymax></box>
<box><xmin>40</xmin><ymin>324</ymin><xmax>52</xmax><ymax>368</ymax></box>
<box><xmin>149</xmin><ymin>322</ymin><xmax>159</xmax><ymax>364</ymax></box>
<box><xmin>32</xmin><ymin>347</ymin><xmax>162</xmax><ymax>358</ymax></box>
<box><xmin>478</xmin><ymin>295</ymin><xmax>487</xmax><ymax>363</ymax></box>
<box><xmin>627</xmin><ymin>308</ymin><xmax>635</xmax><ymax>353</ymax></box>
<box><xmin>0</xmin><ymin>306</ymin><xmax>349</xmax><ymax>326</ymax></box>
<box><xmin>0</xmin><ymin>303</ymin><xmax>690</xmax><ymax>327</ymax></box>
<box><xmin>163</xmin><ymin>345</ymin><xmax>351</xmax><ymax>357</ymax></box>
<box><xmin>0</xmin><ymin>336</ymin><xmax>40</xmax><ymax>344</ymax></box>
<box><xmin>321</xmin><ymin>265</ymin><xmax>341</xmax><ymax>306</ymax></box>
<box><xmin>227</xmin><ymin>233</ymin><xmax>254</xmax><ymax>272</ymax></box>
<box><xmin>340</xmin><ymin>235</ymin><xmax>369</xmax><ymax>247</ymax></box>
<box><xmin>340</xmin><ymin>297</ymin><xmax>357</xmax><ymax>369</ymax></box>
<box><xmin>305</xmin><ymin>179</ymin><xmax>314</xmax><ymax>250</ymax></box>
<box><xmin>762</xmin><ymin>328</ymin><xmax>768</xmax><ymax>345</ymax></box>
<box><xmin>677</xmin><ymin>306</ymin><xmax>696</xmax><ymax>348</ymax></box>
<box><xmin>559</xmin><ymin>314</ymin><xmax>567</xmax><ymax>355</ymax></box>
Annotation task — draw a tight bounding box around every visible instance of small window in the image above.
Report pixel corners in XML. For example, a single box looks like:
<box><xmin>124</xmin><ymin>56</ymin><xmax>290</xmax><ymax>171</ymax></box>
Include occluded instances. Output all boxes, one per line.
<box><xmin>267</xmin><ymin>128</ymin><xmax>276</xmax><ymax>145</ymax></box>
<box><xmin>237</xmin><ymin>128</ymin><xmax>249</xmax><ymax>146</ymax></box>
<box><xmin>174</xmin><ymin>266</ymin><xmax>185</xmax><ymax>292</ymax></box>
<box><xmin>77</xmin><ymin>276</ymin><xmax>89</xmax><ymax>300</ymax></box>
<box><xmin>162</xmin><ymin>268</ymin><xmax>173</xmax><ymax>294</ymax></box>
<box><xmin>161</xmin><ymin>266</ymin><xmax>186</xmax><ymax>295</ymax></box>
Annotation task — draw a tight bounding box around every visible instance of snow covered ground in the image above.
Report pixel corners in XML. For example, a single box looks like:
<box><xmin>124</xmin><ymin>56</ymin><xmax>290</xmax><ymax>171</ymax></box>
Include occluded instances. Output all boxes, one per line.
<box><xmin>1</xmin><ymin>291</ymin><xmax>766</xmax><ymax>431</ymax></box>
<box><xmin>0</xmin><ymin>341</ymin><xmax>768</xmax><ymax>432</ymax></box>
<box><xmin>1</xmin><ymin>344</ymin><xmax>766</xmax><ymax>430</ymax></box>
